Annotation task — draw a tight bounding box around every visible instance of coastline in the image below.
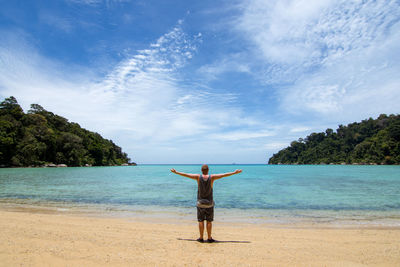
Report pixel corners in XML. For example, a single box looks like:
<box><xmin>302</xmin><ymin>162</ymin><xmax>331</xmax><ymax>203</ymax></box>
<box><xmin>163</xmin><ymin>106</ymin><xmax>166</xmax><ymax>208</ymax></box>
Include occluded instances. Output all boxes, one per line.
<box><xmin>2</xmin><ymin>199</ymin><xmax>400</xmax><ymax>228</ymax></box>
<box><xmin>1</xmin><ymin>207</ymin><xmax>400</xmax><ymax>266</ymax></box>
<box><xmin>2</xmin><ymin>163</ymin><xmax>400</xmax><ymax>168</ymax></box>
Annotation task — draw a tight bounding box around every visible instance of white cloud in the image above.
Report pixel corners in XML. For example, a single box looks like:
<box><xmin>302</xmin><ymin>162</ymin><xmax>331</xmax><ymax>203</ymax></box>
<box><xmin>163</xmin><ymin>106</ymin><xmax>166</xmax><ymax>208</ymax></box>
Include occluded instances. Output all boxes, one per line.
<box><xmin>197</xmin><ymin>54</ymin><xmax>251</xmax><ymax>81</ymax></box>
<box><xmin>263</xmin><ymin>142</ymin><xmax>289</xmax><ymax>150</ymax></box>
<box><xmin>208</xmin><ymin>130</ymin><xmax>275</xmax><ymax>141</ymax></box>
<box><xmin>0</xmin><ymin>23</ymin><xmax>270</xmax><ymax>163</ymax></box>
<box><xmin>290</xmin><ymin>127</ymin><xmax>311</xmax><ymax>133</ymax></box>
<box><xmin>280</xmin><ymin>23</ymin><xmax>400</xmax><ymax>119</ymax></box>
<box><xmin>283</xmin><ymin>84</ymin><xmax>346</xmax><ymax>114</ymax></box>
<box><xmin>238</xmin><ymin>0</ymin><xmax>399</xmax><ymax>67</ymax></box>
<box><xmin>236</xmin><ymin>0</ymin><xmax>400</xmax><ymax>121</ymax></box>
<box><xmin>66</xmin><ymin>0</ymin><xmax>105</xmax><ymax>5</ymax></box>
<box><xmin>237</xmin><ymin>0</ymin><xmax>334</xmax><ymax>65</ymax></box>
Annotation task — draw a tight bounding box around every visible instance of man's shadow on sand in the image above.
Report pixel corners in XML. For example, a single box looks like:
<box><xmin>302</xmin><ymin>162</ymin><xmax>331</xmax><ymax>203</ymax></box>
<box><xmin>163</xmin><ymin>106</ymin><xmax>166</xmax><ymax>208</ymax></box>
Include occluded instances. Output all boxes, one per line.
<box><xmin>177</xmin><ymin>238</ymin><xmax>250</xmax><ymax>243</ymax></box>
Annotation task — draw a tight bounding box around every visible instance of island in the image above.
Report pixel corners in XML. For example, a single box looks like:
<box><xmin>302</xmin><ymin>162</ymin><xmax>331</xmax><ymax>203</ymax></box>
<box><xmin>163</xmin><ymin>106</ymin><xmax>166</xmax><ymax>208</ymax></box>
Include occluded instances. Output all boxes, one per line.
<box><xmin>0</xmin><ymin>96</ymin><xmax>135</xmax><ymax>167</ymax></box>
<box><xmin>268</xmin><ymin>114</ymin><xmax>400</xmax><ymax>165</ymax></box>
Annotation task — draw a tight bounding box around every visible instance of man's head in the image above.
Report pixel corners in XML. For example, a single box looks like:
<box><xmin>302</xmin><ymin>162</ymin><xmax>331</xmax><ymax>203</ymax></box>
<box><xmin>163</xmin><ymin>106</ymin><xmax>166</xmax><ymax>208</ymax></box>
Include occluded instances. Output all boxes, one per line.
<box><xmin>201</xmin><ymin>164</ymin><xmax>209</xmax><ymax>175</ymax></box>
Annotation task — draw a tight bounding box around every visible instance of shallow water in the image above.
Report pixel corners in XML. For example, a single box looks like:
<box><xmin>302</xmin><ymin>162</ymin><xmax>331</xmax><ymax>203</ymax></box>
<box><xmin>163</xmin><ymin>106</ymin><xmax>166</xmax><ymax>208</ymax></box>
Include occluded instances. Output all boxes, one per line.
<box><xmin>1</xmin><ymin>165</ymin><xmax>399</xmax><ymax>225</ymax></box>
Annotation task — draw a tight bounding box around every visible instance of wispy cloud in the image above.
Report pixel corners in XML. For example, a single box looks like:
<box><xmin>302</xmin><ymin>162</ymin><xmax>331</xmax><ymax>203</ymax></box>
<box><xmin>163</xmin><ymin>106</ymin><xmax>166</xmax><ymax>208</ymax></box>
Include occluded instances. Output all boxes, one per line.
<box><xmin>235</xmin><ymin>0</ymin><xmax>400</xmax><ymax>121</ymax></box>
<box><xmin>238</xmin><ymin>0</ymin><xmax>399</xmax><ymax>69</ymax></box>
<box><xmin>208</xmin><ymin>130</ymin><xmax>275</xmax><ymax>141</ymax></box>
<box><xmin>66</xmin><ymin>0</ymin><xmax>104</xmax><ymax>5</ymax></box>
<box><xmin>0</xmin><ymin>22</ymin><xmax>271</xmax><ymax>163</ymax></box>
<box><xmin>263</xmin><ymin>142</ymin><xmax>289</xmax><ymax>150</ymax></box>
<box><xmin>197</xmin><ymin>53</ymin><xmax>251</xmax><ymax>81</ymax></box>
<box><xmin>290</xmin><ymin>127</ymin><xmax>311</xmax><ymax>133</ymax></box>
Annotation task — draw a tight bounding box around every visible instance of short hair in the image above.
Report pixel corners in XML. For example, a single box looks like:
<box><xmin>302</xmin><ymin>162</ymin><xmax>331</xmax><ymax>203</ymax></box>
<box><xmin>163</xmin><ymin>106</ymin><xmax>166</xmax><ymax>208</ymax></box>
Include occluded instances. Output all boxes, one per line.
<box><xmin>201</xmin><ymin>164</ymin><xmax>209</xmax><ymax>174</ymax></box>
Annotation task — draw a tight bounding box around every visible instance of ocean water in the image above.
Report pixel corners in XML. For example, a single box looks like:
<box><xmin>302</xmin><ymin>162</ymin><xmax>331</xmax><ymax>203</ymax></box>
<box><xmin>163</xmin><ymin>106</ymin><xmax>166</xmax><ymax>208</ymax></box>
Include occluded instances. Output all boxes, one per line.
<box><xmin>1</xmin><ymin>165</ymin><xmax>399</xmax><ymax>224</ymax></box>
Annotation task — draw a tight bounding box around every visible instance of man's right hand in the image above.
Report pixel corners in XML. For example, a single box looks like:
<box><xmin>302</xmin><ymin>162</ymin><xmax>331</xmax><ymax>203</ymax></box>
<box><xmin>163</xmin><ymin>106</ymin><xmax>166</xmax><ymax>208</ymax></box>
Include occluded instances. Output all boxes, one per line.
<box><xmin>170</xmin><ymin>168</ymin><xmax>176</xmax><ymax>173</ymax></box>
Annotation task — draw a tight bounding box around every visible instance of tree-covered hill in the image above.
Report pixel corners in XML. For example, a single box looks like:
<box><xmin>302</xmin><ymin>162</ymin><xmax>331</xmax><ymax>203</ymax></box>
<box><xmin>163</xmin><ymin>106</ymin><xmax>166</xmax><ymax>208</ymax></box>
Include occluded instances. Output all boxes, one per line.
<box><xmin>268</xmin><ymin>114</ymin><xmax>400</xmax><ymax>165</ymax></box>
<box><xmin>0</xmin><ymin>96</ymin><xmax>132</xmax><ymax>167</ymax></box>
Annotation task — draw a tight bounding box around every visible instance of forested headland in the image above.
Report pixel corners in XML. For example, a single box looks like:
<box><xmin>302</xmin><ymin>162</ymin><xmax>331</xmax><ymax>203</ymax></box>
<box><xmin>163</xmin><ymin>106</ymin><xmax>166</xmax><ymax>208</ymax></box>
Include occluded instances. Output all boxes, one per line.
<box><xmin>268</xmin><ymin>114</ymin><xmax>400</xmax><ymax>165</ymax></box>
<box><xmin>0</xmin><ymin>96</ymin><xmax>132</xmax><ymax>167</ymax></box>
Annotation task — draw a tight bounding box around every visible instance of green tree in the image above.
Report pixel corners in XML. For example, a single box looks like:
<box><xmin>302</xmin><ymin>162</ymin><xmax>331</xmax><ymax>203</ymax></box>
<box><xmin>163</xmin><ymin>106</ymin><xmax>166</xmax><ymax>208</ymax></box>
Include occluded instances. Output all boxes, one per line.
<box><xmin>0</xmin><ymin>96</ymin><xmax>131</xmax><ymax>167</ymax></box>
<box><xmin>268</xmin><ymin>114</ymin><xmax>400</xmax><ymax>165</ymax></box>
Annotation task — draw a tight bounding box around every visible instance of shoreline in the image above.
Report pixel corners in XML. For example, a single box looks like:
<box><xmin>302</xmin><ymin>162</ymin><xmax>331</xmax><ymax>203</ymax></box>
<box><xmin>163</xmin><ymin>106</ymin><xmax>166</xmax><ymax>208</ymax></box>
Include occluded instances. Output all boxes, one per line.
<box><xmin>2</xmin><ymin>200</ymin><xmax>400</xmax><ymax>229</ymax></box>
<box><xmin>2</xmin><ymin>163</ymin><xmax>400</xmax><ymax>168</ymax></box>
<box><xmin>1</xmin><ymin>209</ymin><xmax>400</xmax><ymax>266</ymax></box>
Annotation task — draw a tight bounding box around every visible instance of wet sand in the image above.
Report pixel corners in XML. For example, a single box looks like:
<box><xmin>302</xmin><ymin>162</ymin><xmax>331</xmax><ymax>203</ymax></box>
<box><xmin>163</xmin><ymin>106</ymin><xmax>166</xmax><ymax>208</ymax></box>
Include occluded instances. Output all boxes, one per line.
<box><xmin>1</xmin><ymin>209</ymin><xmax>400</xmax><ymax>266</ymax></box>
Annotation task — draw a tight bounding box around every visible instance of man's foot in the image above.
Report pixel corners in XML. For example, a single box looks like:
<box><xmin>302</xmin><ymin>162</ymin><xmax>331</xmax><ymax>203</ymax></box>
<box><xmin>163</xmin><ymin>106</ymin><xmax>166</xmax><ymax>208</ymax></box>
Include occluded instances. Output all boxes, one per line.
<box><xmin>207</xmin><ymin>238</ymin><xmax>215</xmax><ymax>243</ymax></box>
<box><xmin>196</xmin><ymin>238</ymin><xmax>204</xmax><ymax>243</ymax></box>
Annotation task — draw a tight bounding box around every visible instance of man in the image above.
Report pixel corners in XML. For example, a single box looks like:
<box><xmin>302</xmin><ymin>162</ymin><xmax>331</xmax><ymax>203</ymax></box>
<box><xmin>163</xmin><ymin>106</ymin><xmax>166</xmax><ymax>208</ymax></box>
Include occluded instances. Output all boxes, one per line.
<box><xmin>170</xmin><ymin>165</ymin><xmax>242</xmax><ymax>243</ymax></box>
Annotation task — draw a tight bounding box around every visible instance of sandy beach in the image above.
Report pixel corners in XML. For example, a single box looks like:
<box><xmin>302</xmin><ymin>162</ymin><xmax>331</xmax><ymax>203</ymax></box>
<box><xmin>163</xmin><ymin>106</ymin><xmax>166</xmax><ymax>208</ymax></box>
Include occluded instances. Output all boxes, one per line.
<box><xmin>0</xmin><ymin>209</ymin><xmax>399</xmax><ymax>266</ymax></box>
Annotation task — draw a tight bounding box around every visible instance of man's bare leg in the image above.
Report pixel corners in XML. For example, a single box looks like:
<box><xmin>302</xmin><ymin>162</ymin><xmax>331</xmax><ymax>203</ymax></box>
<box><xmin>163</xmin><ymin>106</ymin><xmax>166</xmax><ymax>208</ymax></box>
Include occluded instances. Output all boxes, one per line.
<box><xmin>198</xmin><ymin>221</ymin><xmax>204</xmax><ymax>239</ymax></box>
<box><xmin>206</xmin><ymin>221</ymin><xmax>212</xmax><ymax>239</ymax></box>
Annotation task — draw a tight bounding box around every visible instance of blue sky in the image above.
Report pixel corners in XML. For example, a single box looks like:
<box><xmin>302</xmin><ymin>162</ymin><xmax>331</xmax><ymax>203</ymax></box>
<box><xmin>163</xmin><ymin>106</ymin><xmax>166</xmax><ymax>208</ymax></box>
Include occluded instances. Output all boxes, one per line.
<box><xmin>1</xmin><ymin>0</ymin><xmax>400</xmax><ymax>164</ymax></box>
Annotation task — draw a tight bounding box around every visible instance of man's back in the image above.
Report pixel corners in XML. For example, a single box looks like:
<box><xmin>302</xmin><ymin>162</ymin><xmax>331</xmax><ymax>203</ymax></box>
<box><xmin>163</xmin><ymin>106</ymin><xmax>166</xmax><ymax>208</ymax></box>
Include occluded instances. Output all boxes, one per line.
<box><xmin>197</xmin><ymin>174</ymin><xmax>213</xmax><ymax>203</ymax></box>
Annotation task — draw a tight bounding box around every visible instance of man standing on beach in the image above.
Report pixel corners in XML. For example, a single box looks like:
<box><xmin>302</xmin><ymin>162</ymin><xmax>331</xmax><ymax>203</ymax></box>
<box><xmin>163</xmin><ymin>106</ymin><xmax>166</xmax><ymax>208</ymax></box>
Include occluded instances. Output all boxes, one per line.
<box><xmin>170</xmin><ymin>165</ymin><xmax>242</xmax><ymax>243</ymax></box>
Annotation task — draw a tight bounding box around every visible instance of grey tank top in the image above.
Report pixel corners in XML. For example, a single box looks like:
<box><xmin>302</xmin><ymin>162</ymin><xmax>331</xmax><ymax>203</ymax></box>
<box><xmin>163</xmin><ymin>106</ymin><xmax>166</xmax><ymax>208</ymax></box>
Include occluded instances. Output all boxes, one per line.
<box><xmin>197</xmin><ymin>174</ymin><xmax>213</xmax><ymax>205</ymax></box>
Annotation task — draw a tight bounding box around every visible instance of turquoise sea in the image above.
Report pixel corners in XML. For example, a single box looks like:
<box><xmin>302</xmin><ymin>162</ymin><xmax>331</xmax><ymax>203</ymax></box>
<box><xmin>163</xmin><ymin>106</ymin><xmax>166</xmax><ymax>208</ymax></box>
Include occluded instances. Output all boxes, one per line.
<box><xmin>1</xmin><ymin>165</ymin><xmax>400</xmax><ymax>225</ymax></box>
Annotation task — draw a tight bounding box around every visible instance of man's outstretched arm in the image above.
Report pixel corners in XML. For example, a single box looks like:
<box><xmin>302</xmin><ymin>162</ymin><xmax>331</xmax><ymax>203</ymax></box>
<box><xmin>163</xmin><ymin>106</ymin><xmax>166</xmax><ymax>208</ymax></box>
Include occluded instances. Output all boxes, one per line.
<box><xmin>212</xmin><ymin>169</ymin><xmax>242</xmax><ymax>181</ymax></box>
<box><xmin>170</xmin><ymin>169</ymin><xmax>199</xmax><ymax>180</ymax></box>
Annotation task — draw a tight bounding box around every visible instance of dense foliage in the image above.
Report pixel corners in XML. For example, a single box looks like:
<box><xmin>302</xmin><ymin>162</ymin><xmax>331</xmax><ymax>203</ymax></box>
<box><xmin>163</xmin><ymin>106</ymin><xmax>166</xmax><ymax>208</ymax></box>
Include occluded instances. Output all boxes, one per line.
<box><xmin>0</xmin><ymin>96</ymin><xmax>131</xmax><ymax>167</ymax></box>
<box><xmin>268</xmin><ymin>114</ymin><xmax>400</xmax><ymax>165</ymax></box>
